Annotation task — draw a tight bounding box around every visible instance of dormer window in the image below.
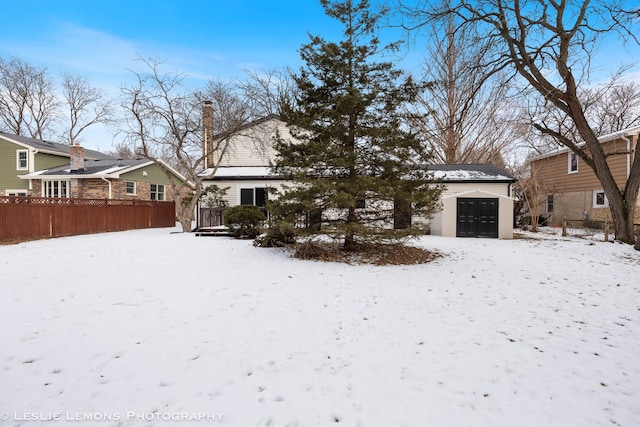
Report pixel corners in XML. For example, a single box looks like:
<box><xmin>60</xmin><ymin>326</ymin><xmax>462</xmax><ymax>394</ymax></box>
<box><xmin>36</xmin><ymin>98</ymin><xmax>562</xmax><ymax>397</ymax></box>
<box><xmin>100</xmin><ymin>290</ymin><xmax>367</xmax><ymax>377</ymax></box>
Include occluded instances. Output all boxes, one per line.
<box><xmin>16</xmin><ymin>150</ymin><xmax>28</xmax><ymax>170</ymax></box>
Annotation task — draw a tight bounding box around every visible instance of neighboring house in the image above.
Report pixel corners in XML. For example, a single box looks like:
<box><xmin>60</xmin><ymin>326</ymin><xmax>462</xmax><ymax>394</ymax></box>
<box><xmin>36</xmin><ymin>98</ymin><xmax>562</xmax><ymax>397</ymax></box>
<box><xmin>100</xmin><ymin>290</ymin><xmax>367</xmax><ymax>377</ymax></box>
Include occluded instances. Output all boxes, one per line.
<box><xmin>0</xmin><ymin>131</ymin><xmax>113</xmax><ymax>196</ymax></box>
<box><xmin>0</xmin><ymin>131</ymin><xmax>190</xmax><ymax>202</ymax></box>
<box><xmin>530</xmin><ymin>126</ymin><xmax>640</xmax><ymax>225</ymax></box>
<box><xmin>19</xmin><ymin>144</ymin><xmax>190</xmax><ymax>202</ymax></box>
<box><xmin>201</xmin><ymin>115</ymin><xmax>516</xmax><ymax>238</ymax></box>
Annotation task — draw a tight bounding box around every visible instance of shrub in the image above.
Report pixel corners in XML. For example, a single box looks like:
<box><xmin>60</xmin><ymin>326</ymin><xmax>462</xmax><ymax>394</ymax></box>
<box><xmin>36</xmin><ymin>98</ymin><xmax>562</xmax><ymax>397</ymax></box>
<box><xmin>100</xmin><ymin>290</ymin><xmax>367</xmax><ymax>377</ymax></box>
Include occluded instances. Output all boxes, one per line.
<box><xmin>254</xmin><ymin>221</ymin><xmax>297</xmax><ymax>247</ymax></box>
<box><xmin>224</xmin><ymin>205</ymin><xmax>266</xmax><ymax>238</ymax></box>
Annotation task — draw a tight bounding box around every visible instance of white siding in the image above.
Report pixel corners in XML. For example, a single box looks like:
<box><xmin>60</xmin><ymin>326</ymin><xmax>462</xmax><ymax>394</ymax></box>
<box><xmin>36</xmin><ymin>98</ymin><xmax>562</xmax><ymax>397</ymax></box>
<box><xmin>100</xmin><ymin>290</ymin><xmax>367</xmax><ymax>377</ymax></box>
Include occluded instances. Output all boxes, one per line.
<box><xmin>439</xmin><ymin>182</ymin><xmax>511</xmax><ymax>197</ymax></box>
<box><xmin>215</xmin><ymin>119</ymin><xmax>293</xmax><ymax>167</ymax></box>
<box><xmin>204</xmin><ymin>179</ymin><xmax>288</xmax><ymax>206</ymax></box>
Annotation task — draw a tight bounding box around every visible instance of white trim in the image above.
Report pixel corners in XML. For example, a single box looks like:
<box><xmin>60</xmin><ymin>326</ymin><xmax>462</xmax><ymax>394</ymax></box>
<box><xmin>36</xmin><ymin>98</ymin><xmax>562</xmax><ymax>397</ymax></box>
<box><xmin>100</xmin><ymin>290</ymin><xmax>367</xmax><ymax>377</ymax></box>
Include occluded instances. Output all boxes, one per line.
<box><xmin>5</xmin><ymin>189</ymin><xmax>28</xmax><ymax>196</ymax></box>
<box><xmin>529</xmin><ymin>125</ymin><xmax>640</xmax><ymax>161</ymax></box>
<box><xmin>16</xmin><ymin>149</ymin><xmax>28</xmax><ymax>170</ymax></box>
<box><xmin>150</xmin><ymin>183</ymin><xmax>165</xmax><ymax>201</ymax></box>
<box><xmin>237</xmin><ymin>185</ymin><xmax>268</xmax><ymax>206</ymax></box>
<box><xmin>42</xmin><ymin>179</ymin><xmax>70</xmax><ymax>198</ymax></box>
<box><xmin>568</xmin><ymin>152</ymin><xmax>578</xmax><ymax>174</ymax></box>
<box><xmin>592</xmin><ymin>190</ymin><xmax>609</xmax><ymax>208</ymax></box>
<box><xmin>125</xmin><ymin>181</ymin><xmax>136</xmax><ymax>195</ymax></box>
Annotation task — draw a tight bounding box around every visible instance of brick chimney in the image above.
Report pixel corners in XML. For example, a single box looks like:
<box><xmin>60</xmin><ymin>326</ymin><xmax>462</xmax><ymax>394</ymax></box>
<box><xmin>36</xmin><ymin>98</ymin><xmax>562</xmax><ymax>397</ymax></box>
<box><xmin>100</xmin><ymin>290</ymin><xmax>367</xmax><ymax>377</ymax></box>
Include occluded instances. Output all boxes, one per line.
<box><xmin>202</xmin><ymin>100</ymin><xmax>214</xmax><ymax>169</ymax></box>
<box><xmin>70</xmin><ymin>143</ymin><xmax>85</xmax><ymax>172</ymax></box>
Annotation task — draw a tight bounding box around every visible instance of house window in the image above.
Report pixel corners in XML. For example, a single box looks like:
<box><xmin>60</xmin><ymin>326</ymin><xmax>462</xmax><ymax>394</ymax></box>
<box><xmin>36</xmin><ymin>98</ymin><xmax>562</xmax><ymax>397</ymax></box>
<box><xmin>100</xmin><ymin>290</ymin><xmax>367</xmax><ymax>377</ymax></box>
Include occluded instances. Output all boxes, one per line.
<box><xmin>43</xmin><ymin>180</ymin><xmax>69</xmax><ymax>198</ymax></box>
<box><xmin>17</xmin><ymin>150</ymin><xmax>28</xmax><ymax>170</ymax></box>
<box><xmin>568</xmin><ymin>152</ymin><xmax>578</xmax><ymax>174</ymax></box>
<box><xmin>150</xmin><ymin>184</ymin><xmax>165</xmax><ymax>201</ymax></box>
<box><xmin>593</xmin><ymin>190</ymin><xmax>608</xmax><ymax>208</ymax></box>
<box><xmin>546</xmin><ymin>194</ymin><xmax>554</xmax><ymax>214</ymax></box>
<box><xmin>6</xmin><ymin>190</ymin><xmax>27</xmax><ymax>196</ymax></box>
<box><xmin>240</xmin><ymin>187</ymin><xmax>267</xmax><ymax>207</ymax></box>
<box><xmin>356</xmin><ymin>195</ymin><xmax>366</xmax><ymax>209</ymax></box>
<box><xmin>126</xmin><ymin>181</ymin><xmax>136</xmax><ymax>195</ymax></box>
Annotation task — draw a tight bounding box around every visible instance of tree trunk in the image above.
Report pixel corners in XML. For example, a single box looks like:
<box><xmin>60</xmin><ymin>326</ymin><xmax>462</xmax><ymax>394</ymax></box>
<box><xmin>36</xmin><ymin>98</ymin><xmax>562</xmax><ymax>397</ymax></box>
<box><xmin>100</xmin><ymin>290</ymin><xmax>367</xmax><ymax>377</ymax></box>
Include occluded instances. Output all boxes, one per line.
<box><xmin>569</xmin><ymin>100</ymin><xmax>637</xmax><ymax>244</ymax></box>
<box><xmin>344</xmin><ymin>206</ymin><xmax>357</xmax><ymax>251</ymax></box>
<box><xmin>175</xmin><ymin>196</ymin><xmax>197</xmax><ymax>232</ymax></box>
<box><xmin>635</xmin><ymin>229</ymin><xmax>640</xmax><ymax>251</ymax></box>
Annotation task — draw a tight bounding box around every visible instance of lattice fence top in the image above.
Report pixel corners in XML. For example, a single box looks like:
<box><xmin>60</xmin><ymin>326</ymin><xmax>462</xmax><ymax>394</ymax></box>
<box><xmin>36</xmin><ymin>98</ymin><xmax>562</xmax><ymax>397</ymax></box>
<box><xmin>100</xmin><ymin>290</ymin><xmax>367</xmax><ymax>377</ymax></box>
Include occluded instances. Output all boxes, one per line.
<box><xmin>0</xmin><ymin>196</ymin><xmax>170</xmax><ymax>207</ymax></box>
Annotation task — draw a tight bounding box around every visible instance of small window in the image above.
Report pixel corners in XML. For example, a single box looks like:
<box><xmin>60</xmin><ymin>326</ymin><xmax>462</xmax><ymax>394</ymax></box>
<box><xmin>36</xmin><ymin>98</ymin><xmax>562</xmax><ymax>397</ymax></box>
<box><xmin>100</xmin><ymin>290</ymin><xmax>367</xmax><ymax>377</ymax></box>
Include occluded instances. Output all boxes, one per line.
<box><xmin>355</xmin><ymin>195</ymin><xmax>366</xmax><ymax>209</ymax></box>
<box><xmin>6</xmin><ymin>190</ymin><xmax>27</xmax><ymax>196</ymax></box>
<box><xmin>150</xmin><ymin>184</ymin><xmax>165</xmax><ymax>201</ymax></box>
<box><xmin>593</xmin><ymin>190</ymin><xmax>608</xmax><ymax>208</ymax></box>
<box><xmin>546</xmin><ymin>194</ymin><xmax>554</xmax><ymax>214</ymax></box>
<box><xmin>43</xmin><ymin>180</ymin><xmax>69</xmax><ymax>198</ymax></box>
<box><xmin>17</xmin><ymin>150</ymin><xmax>28</xmax><ymax>170</ymax></box>
<box><xmin>568</xmin><ymin>152</ymin><xmax>578</xmax><ymax>174</ymax></box>
<box><xmin>126</xmin><ymin>181</ymin><xmax>136</xmax><ymax>195</ymax></box>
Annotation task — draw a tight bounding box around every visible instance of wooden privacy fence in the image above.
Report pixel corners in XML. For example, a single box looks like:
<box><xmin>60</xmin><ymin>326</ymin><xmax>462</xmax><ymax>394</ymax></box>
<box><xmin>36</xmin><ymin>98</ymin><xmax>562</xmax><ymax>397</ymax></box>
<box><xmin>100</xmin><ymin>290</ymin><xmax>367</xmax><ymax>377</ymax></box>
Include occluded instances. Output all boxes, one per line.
<box><xmin>0</xmin><ymin>196</ymin><xmax>175</xmax><ymax>243</ymax></box>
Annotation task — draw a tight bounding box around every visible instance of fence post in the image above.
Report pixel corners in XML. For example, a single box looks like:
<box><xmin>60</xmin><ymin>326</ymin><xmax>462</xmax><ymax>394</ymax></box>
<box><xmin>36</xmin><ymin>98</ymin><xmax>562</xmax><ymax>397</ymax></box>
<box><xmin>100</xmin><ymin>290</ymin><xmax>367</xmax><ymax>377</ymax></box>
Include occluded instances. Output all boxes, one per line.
<box><xmin>562</xmin><ymin>216</ymin><xmax>567</xmax><ymax>237</ymax></box>
<box><xmin>604</xmin><ymin>218</ymin><xmax>609</xmax><ymax>242</ymax></box>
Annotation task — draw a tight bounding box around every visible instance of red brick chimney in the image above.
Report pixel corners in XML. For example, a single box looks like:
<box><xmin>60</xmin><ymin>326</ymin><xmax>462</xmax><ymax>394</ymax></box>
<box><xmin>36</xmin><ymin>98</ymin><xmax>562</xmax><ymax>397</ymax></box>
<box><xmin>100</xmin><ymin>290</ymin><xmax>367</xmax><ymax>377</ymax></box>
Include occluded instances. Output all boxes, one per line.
<box><xmin>202</xmin><ymin>100</ymin><xmax>214</xmax><ymax>169</ymax></box>
<box><xmin>70</xmin><ymin>143</ymin><xmax>85</xmax><ymax>172</ymax></box>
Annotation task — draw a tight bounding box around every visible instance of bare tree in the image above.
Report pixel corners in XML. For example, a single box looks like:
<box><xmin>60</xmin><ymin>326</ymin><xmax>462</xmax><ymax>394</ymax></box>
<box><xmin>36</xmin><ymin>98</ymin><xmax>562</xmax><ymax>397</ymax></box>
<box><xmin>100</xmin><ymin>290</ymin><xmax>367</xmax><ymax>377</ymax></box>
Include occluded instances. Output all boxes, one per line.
<box><xmin>0</xmin><ymin>55</ymin><xmax>58</xmax><ymax>139</ymax></box>
<box><xmin>582</xmin><ymin>80</ymin><xmax>640</xmax><ymax>135</ymax></box>
<box><xmin>236</xmin><ymin>67</ymin><xmax>299</xmax><ymax>117</ymax></box>
<box><xmin>121</xmin><ymin>58</ymin><xmax>204</xmax><ymax>231</ymax></box>
<box><xmin>514</xmin><ymin>160</ymin><xmax>557</xmax><ymax>232</ymax></box>
<box><xmin>401</xmin><ymin>0</ymin><xmax>640</xmax><ymax>246</ymax></box>
<box><xmin>121</xmin><ymin>58</ymin><xmax>265</xmax><ymax>232</ymax></box>
<box><xmin>60</xmin><ymin>72</ymin><xmax>114</xmax><ymax>145</ymax></box>
<box><xmin>105</xmin><ymin>141</ymin><xmax>137</xmax><ymax>159</ymax></box>
<box><xmin>407</xmin><ymin>14</ymin><xmax>516</xmax><ymax>165</ymax></box>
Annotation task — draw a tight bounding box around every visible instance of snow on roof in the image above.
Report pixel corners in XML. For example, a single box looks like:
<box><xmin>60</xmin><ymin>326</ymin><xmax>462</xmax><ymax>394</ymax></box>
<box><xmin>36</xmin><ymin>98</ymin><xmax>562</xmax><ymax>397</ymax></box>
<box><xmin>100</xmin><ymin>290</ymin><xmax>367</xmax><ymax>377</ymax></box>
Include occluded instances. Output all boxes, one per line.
<box><xmin>530</xmin><ymin>125</ymin><xmax>640</xmax><ymax>161</ymax></box>
<box><xmin>202</xmin><ymin>166</ymin><xmax>281</xmax><ymax>180</ymax></box>
<box><xmin>427</xmin><ymin>164</ymin><xmax>516</xmax><ymax>182</ymax></box>
<box><xmin>202</xmin><ymin>164</ymin><xmax>515</xmax><ymax>182</ymax></box>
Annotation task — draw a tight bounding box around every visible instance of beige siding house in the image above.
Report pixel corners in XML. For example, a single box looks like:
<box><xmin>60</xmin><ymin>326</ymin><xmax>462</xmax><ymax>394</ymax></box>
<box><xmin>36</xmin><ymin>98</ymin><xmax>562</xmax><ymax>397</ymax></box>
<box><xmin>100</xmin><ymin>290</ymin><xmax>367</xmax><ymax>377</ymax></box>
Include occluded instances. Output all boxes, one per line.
<box><xmin>530</xmin><ymin>126</ymin><xmax>640</xmax><ymax>225</ymax></box>
<box><xmin>201</xmin><ymin>115</ymin><xmax>517</xmax><ymax>239</ymax></box>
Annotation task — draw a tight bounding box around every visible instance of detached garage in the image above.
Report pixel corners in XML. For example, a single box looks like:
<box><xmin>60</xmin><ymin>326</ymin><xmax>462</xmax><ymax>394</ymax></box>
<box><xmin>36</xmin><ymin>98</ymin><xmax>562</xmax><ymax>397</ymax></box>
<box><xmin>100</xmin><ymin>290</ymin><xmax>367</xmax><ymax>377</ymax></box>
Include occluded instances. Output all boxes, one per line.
<box><xmin>425</xmin><ymin>165</ymin><xmax>516</xmax><ymax>239</ymax></box>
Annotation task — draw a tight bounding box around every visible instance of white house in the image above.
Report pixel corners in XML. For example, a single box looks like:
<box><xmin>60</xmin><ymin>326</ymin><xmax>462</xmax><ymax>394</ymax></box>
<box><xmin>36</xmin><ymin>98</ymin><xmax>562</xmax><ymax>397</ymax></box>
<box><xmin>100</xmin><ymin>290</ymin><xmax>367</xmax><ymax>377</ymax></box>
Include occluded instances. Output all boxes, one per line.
<box><xmin>200</xmin><ymin>115</ymin><xmax>516</xmax><ymax>239</ymax></box>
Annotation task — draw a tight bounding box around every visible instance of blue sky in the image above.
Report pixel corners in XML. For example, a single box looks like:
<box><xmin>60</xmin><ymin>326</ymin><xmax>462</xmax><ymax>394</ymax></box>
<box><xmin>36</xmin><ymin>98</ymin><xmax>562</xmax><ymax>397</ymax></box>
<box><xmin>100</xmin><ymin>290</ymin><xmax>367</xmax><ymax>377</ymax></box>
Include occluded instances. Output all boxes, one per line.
<box><xmin>0</xmin><ymin>1</ymin><xmax>354</xmax><ymax>90</ymax></box>
<box><xmin>1</xmin><ymin>1</ymin><xmax>639</xmax><ymax>151</ymax></box>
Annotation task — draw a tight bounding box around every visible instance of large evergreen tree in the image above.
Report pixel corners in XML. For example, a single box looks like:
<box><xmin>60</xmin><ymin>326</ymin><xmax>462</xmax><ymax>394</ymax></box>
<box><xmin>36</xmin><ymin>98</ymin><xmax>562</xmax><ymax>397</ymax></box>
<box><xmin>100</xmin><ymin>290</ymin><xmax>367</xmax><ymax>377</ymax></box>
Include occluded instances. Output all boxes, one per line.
<box><xmin>272</xmin><ymin>0</ymin><xmax>442</xmax><ymax>251</ymax></box>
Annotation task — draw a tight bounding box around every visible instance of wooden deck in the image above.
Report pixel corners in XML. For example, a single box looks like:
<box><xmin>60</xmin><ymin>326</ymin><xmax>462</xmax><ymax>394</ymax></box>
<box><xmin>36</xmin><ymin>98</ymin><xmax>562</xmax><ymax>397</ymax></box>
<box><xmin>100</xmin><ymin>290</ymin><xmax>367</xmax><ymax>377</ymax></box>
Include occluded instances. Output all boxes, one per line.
<box><xmin>194</xmin><ymin>226</ymin><xmax>233</xmax><ymax>237</ymax></box>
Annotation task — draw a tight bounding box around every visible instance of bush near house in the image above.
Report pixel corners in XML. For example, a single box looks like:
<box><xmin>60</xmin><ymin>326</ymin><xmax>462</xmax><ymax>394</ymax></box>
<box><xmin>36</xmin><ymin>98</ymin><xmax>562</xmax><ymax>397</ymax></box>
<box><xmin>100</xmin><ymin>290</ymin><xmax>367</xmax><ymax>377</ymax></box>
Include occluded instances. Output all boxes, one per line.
<box><xmin>224</xmin><ymin>205</ymin><xmax>266</xmax><ymax>239</ymax></box>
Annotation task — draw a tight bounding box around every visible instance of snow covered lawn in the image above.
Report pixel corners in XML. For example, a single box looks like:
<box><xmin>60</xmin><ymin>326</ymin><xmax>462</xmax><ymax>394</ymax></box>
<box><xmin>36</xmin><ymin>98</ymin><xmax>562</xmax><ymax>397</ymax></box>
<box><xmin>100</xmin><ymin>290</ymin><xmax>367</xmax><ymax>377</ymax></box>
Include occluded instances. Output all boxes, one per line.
<box><xmin>1</xmin><ymin>227</ymin><xmax>639</xmax><ymax>427</ymax></box>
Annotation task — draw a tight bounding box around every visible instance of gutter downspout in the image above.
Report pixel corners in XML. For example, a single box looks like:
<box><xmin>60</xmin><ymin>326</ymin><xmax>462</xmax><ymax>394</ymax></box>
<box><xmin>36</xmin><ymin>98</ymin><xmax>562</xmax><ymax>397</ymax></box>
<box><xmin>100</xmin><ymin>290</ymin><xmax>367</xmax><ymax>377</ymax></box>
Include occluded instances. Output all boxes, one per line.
<box><xmin>620</xmin><ymin>133</ymin><xmax>631</xmax><ymax>180</ymax></box>
<box><xmin>101</xmin><ymin>176</ymin><xmax>112</xmax><ymax>199</ymax></box>
<box><xmin>28</xmin><ymin>149</ymin><xmax>39</xmax><ymax>191</ymax></box>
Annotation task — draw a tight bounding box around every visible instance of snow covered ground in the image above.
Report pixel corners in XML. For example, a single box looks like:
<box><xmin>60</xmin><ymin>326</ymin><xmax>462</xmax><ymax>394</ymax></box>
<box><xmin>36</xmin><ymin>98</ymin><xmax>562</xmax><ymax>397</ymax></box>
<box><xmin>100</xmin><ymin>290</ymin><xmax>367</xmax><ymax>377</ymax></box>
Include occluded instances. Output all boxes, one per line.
<box><xmin>1</xmin><ymin>226</ymin><xmax>639</xmax><ymax>427</ymax></box>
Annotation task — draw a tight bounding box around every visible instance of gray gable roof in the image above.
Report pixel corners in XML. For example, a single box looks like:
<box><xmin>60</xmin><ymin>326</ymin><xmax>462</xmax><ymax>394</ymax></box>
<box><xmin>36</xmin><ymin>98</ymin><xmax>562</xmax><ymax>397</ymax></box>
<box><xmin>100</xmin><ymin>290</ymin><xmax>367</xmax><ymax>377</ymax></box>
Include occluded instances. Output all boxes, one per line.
<box><xmin>34</xmin><ymin>158</ymin><xmax>149</xmax><ymax>176</ymax></box>
<box><xmin>426</xmin><ymin>164</ymin><xmax>516</xmax><ymax>183</ymax></box>
<box><xmin>0</xmin><ymin>131</ymin><xmax>114</xmax><ymax>160</ymax></box>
